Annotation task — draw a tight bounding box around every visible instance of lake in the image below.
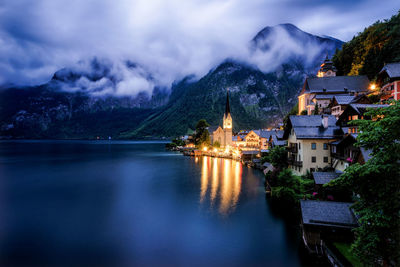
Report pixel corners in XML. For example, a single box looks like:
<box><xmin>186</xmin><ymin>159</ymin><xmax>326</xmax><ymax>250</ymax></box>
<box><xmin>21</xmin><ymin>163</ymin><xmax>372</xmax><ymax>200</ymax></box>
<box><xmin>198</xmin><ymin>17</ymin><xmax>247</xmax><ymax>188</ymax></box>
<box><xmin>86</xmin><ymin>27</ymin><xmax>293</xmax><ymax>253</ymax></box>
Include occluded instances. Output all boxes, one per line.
<box><xmin>0</xmin><ymin>140</ymin><xmax>309</xmax><ymax>266</ymax></box>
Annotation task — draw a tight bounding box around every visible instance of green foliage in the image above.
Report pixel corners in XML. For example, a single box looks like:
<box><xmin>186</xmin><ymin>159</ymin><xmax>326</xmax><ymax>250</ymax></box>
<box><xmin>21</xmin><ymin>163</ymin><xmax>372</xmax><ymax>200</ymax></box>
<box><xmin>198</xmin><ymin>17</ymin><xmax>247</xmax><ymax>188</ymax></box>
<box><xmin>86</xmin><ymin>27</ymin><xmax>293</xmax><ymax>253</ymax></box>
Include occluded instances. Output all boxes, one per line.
<box><xmin>300</xmin><ymin>110</ymin><xmax>307</xmax><ymax>115</ymax></box>
<box><xmin>328</xmin><ymin>101</ymin><xmax>400</xmax><ymax>265</ymax></box>
<box><xmin>261</xmin><ymin>155</ymin><xmax>269</xmax><ymax>164</ymax></box>
<box><xmin>266</xmin><ymin>146</ymin><xmax>288</xmax><ymax>170</ymax></box>
<box><xmin>270</xmin><ymin>168</ymin><xmax>315</xmax><ymax>204</ymax></box>
<box><xmin>333</xmin><ymin>11</ymin><xmax>400</xmax><ymax>80</ymax></box>
<box><xmin>333</xmin><ymin>242</ymin><xmax>362</xmax><ymax>267</ymax></box>
<box><xmin>166</xmin><ymin>137</ymin><xmax>186</xmax><ymax>149</ymax></box>
<box><xmin>194</xmin><ymin>119</ymin><xmax>210</xmax><ymax>146</ymax></box>
<box><xmin>367</xmin><ymin>94</ymin><xmax>381</xmax><ymax>104</ymax></box>
<box><xmin>283</xmin><ymin>102</ymin><xmax>299</xmax><ymax>128</ymax></box>
<box><xmin>213</xmin><ymin>141</ymin><xmax>221</xmax><ymax>148</ymax></box>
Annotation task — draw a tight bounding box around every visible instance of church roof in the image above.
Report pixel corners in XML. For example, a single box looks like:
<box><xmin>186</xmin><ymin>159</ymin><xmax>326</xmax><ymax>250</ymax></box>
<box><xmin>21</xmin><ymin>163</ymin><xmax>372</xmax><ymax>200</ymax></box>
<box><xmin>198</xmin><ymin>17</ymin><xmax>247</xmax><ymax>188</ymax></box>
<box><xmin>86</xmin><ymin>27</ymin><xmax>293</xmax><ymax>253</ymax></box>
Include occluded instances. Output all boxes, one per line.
<box><xmin>320</xmin><ymin>55</ymin><xmax>337</xmax><ymax>72</ymax></box>
<box><xmin>303</xmin><ymin>76</ymin><xmax>370</xmax><ymax>94</ymax></box>
<box><xmin>207</xmin><ymin>126</ymin><xmax>220</xmax><ymax>134</ymax></box>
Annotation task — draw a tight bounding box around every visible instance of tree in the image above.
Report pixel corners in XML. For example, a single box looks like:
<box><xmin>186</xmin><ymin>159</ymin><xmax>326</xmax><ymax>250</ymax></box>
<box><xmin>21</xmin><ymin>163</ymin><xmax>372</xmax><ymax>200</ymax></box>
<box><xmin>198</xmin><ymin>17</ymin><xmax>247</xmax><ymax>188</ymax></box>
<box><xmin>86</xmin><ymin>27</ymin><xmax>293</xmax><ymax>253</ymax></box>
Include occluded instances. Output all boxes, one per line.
<box><xmin>194</xmin><ymin>119</ymin><xmax>210</xmax><ymax>146</ymax></box>
<box><xmin>329</xmin><ymin>101</ymin><xmax>400</xmax><ymax>265</ymax></box>
<box><xmin>313</xmin><ymin>103</ymin><xmax>319</xmax><ymax>115</ymax></box>
<box><xmin>283</xmin><ymin>103</ymin><xmax>299</xmax><ymax>129</ymax></box>
<box><xmin>267</xmin><ymin>146</ymin><xmax>288</xmax><ymax>170</ymax></box>
<box><xmin>213</xmin><ymin>141</ymin><xmax>221</xmax><ymax>148</ymax></box>
<box><xmin>332</xmin><ymin>11</ymin><xmax>400</xmax><ymax>80</ymax></box>
<box><xmin>271</xmin><ymin>168</ymin><xmax>314</xmax><ymax>204</ymax></box>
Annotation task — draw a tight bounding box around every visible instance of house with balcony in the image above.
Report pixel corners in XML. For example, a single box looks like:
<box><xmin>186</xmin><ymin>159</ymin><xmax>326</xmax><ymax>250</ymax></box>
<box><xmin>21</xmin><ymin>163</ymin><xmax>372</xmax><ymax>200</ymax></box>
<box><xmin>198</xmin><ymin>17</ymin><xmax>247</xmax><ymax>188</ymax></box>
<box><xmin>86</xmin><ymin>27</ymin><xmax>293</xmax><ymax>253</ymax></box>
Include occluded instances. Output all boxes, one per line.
<box><xmin>331</xmin><ymin>133</ymin><xmax>374</xmax><ymax>170</ymax></box>
<box><xmin>377</xmin><ymin>62</ymin><xmax>400</xmax><ymax>101</ymax></box>
<box><xmin>330</xmin><ymin>94</ymin><xmax>370</xmax><ymax>118</ymax></box>
<box><xmin>336</xmin><ymin>103</ymin><xmax>389</xmax><ymax>134</ymax></box>
<box><xmin>283</xmin><ymin>115</ymin><xmax>343</xmax><ymax>175</ymax></box>
<box><xmin>330</xmin><ymin>134</ymin><xmax>359</xmax><ymax>172</ymax></box>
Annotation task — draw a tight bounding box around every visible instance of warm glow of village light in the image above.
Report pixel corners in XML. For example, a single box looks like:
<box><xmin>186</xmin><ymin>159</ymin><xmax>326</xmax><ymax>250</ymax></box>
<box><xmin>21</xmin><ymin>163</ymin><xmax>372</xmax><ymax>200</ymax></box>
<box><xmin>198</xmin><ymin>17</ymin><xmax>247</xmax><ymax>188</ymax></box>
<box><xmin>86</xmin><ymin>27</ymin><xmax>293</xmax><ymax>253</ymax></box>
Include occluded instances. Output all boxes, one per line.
<box><xmin>203</xmin><ymin>147</ymin><xmax>208</xmax><ymax>152</ymax></box>
<box><xmin>370</xmin><ymin>83</ymin><xmax>376</xmax><ymax>90</ymax></box>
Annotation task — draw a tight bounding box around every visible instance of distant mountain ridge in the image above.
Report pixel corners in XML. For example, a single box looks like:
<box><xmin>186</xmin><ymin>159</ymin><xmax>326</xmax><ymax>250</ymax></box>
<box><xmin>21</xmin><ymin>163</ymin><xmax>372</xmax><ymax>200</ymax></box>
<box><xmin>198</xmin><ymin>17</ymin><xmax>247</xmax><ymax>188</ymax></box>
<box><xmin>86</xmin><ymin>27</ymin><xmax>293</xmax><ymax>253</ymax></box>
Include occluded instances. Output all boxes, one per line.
<box><xmin>0</xmin><ymin>24</ymin><xmax>343</xmax><ymax>139</ymax></box>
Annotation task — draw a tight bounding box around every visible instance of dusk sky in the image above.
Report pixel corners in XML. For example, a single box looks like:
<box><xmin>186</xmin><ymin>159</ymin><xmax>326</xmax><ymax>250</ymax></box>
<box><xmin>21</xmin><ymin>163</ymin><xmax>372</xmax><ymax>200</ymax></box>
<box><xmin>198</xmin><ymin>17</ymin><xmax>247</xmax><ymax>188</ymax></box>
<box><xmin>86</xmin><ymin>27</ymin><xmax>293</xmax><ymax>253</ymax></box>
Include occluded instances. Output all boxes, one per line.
<box><xmin>0</xmin><ymin>0</ymin><xmax>399</xmax><ymax>87</ymax></box>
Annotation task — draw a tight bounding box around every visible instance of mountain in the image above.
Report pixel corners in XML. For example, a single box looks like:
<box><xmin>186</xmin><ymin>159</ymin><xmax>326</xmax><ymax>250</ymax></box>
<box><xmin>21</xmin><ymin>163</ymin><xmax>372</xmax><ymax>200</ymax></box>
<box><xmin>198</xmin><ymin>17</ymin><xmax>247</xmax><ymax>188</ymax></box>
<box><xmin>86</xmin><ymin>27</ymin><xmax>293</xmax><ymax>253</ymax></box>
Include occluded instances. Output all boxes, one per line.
<box><xmin>124</xmin><ymin>24</ymin><xmax>343</xmax><ymax>137</ymax></box>
<box><xmin>0</xmin><ymin>24</ymin><xmax>343</xmax><ymax>139</ymax></box>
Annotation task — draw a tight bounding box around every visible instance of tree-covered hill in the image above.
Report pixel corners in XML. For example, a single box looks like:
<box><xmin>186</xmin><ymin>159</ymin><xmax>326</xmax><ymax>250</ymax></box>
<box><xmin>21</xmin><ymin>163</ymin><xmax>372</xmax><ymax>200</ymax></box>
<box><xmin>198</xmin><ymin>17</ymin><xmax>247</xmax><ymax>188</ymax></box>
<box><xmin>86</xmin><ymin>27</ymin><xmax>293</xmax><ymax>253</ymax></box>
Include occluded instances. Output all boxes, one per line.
<box><xmin>333</xmin><ymin>11</ymin><xmax>400</xmax><ymax>80</ymax></box>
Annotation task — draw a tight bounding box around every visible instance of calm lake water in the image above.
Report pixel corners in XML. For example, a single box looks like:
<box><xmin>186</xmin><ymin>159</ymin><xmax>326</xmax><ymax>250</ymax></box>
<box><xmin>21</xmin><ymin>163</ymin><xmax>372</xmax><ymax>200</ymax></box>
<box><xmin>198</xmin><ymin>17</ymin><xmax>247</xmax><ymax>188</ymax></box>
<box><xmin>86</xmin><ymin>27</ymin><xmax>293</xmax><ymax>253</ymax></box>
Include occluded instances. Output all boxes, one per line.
<box><xmin>0</xmin><ymin>140</ymin><xmax>309</xmax><ymax>267</ymax></box>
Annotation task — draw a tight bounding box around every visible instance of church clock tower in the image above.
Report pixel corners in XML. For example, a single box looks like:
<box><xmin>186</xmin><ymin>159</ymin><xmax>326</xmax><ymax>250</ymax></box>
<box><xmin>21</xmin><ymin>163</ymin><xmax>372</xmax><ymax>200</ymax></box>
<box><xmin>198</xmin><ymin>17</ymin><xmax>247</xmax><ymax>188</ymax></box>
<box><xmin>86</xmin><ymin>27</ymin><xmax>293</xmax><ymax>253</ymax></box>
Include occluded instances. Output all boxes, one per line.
<box><xmin>223</xmin><ymin>90</ymin><xmax>233</xmax><ymax>146</ymax></box>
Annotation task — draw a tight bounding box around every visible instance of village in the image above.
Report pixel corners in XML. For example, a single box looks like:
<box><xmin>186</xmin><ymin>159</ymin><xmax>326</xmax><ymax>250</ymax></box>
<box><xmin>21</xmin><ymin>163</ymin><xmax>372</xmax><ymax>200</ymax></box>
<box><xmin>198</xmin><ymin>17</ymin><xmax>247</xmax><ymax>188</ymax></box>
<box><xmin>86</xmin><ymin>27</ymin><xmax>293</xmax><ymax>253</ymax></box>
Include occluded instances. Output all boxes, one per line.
<box><xmin>171</xmin><ymin>57</ymin><xmax>400</xmax><ymax>266</ymax></box>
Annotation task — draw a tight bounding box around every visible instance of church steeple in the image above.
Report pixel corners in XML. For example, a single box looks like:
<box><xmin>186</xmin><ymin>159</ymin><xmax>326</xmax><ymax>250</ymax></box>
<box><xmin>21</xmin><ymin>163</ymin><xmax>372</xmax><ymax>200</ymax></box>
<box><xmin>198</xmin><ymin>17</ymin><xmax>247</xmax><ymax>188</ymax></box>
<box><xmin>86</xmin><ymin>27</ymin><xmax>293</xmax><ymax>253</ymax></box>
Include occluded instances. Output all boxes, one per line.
<box><xmin>223</xmin><ymin>89</ymin><xmax>232</xmax><ymax>130</ymax></box>
<box><xmin>317</xmin><ymin>54</ymin><xmax>337</xmax><ymax>77</ymax></box>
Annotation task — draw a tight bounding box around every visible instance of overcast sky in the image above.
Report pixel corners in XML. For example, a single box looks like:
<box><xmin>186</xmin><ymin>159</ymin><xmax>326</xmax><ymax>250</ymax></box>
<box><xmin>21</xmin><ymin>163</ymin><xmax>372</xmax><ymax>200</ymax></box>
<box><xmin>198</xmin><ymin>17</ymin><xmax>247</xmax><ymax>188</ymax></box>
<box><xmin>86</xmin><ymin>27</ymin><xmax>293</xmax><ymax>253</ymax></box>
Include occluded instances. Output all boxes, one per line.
<box><xmin>0</xmin><ymin>0</ymin><xmax>399</xmax><ymax>88</ymax></box>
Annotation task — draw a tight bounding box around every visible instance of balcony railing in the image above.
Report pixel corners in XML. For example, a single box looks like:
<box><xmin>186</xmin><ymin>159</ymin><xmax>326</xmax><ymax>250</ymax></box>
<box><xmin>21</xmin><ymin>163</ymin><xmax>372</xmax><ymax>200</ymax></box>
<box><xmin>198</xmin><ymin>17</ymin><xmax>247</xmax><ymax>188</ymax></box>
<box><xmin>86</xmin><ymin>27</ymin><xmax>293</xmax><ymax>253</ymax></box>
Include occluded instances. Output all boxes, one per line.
<box><xmin>287</xmin><ymin>158</ymin><xmax>303</xmax><ymax>167</ymax></box>
<box><xmin>331</xmin><ymin>153</ymin><xmax>346</xmax><ymax>160</ymax></box>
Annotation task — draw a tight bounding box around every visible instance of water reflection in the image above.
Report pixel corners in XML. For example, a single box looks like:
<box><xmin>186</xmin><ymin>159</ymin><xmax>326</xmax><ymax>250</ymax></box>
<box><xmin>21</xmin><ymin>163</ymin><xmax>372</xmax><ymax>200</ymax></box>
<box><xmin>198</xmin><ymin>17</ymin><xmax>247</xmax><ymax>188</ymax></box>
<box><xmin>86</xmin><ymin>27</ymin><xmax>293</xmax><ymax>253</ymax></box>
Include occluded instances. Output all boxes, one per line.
<box><xmin>197</xmin><ymin>156</ymin><xmax>242</xmax><ymax>215</ymax></box>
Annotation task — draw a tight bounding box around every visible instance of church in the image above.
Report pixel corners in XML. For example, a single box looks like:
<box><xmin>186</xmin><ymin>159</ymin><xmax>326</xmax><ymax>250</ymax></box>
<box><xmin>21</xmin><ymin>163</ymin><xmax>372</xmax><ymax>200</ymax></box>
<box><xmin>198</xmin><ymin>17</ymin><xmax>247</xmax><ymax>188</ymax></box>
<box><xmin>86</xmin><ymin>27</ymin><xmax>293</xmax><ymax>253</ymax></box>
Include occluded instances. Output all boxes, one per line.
<box><xmin>208</xmin><ymin>91</ymin><xmax>233</xmax><ymax>148</ymax></box>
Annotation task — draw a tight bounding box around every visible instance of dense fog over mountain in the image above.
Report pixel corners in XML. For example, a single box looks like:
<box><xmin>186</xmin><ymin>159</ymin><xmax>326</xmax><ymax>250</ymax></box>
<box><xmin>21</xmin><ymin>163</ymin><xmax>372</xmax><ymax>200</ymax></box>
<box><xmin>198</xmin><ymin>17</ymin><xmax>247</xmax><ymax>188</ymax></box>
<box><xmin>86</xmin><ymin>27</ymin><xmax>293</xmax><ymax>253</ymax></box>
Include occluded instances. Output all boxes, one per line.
<box><xmin>0</xmin><ymin>0</ymin><xmax>399</xmax><ymax>91</ymax></box>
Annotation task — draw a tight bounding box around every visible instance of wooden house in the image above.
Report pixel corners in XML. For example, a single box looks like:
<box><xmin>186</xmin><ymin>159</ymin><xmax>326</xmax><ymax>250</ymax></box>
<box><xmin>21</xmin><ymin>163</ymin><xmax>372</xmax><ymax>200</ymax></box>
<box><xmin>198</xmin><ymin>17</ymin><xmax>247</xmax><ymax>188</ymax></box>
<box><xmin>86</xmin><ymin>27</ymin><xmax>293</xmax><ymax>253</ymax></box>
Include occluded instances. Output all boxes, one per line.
<box><xmin>377</xmin><ymin>62</ymin><xmax>400</xmax><ymax>101</ymax></box>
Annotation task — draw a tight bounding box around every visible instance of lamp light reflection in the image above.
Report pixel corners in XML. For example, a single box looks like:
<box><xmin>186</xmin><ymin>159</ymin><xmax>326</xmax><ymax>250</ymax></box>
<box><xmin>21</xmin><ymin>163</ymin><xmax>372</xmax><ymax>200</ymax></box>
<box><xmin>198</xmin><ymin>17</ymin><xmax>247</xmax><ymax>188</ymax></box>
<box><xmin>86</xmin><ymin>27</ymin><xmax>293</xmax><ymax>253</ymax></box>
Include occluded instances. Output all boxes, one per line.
<box><xmin>197</xmin><ymin>156</ymin><xmax>242</xmax><ymax>215</ymax></box>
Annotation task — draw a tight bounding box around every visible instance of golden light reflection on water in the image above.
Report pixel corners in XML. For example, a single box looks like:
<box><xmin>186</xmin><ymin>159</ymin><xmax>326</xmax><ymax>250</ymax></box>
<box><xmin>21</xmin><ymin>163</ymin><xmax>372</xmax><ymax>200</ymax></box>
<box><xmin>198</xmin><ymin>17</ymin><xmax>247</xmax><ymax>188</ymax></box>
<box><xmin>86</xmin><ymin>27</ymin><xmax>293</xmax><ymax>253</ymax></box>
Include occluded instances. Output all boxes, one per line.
<box><xmin>197</xmin><ymin>156</ymin><xmax>242</xmax><ymax>215</ymax></box>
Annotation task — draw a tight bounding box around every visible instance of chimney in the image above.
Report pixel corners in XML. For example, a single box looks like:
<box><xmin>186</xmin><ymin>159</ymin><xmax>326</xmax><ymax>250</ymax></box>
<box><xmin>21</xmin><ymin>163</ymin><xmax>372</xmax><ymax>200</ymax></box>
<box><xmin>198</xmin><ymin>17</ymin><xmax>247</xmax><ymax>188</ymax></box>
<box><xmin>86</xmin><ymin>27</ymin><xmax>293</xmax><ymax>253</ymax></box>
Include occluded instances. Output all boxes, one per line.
<box><xmin>322</xmin><ymin>115</ymin><xmax>329</xmax><ymax>129</ymax></box>
<box><xmin>344</xmin><ymin>87</ymin><xmax>348</xmax><ymax>93</ymax></box>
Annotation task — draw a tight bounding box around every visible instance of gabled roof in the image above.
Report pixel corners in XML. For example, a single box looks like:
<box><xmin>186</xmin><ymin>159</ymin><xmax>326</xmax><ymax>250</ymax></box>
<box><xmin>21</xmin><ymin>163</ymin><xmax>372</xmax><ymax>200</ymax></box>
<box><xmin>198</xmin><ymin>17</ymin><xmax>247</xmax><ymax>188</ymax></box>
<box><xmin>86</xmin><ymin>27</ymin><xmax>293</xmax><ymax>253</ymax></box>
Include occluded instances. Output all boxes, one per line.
<box><xmin>349</xmin><ymin>104</ymin><xmax>389</xmax><ymax>115</ymax></box>
<box><xmin>379</xmin><ymin>62</ymin><xmax>400</xmax><ymax>78</ymax></box>
<box><xmin>272</xmin><ymin>135</ymin><xmax>287</xmax><ymax>146</ymax></box>
<box><xmin>330</xmin><ymin>133</ymin><xmax>357</xmax><ymax>146</ymax></box>
<box><xmin>286</xmin><ymin>115</ymin><xmax>342</xmax><ymax>139</ymax></box>
<box><xmin>333</xmin><ymin>95</ymin><xmax>355</xmax><ymax>105</ymax></box>
<box><xmin>337</xmin><ymin>104</ymin><xmax>390</xmax><ymax>126</ymax></box>
<box><xmin>247</xmin><ymin>129</ymin><xmax>275</xmax><ymax>139</ymax></box>
<box><xmin>207</xmin><ymin>126</ymin><xmax>221</xmax><ymax>134</ymax></box>
<box><xmin>313</xmin><ymin>94</ymin><xmax>335</xmax><ymax>100</ymax></box>
<box><xmin>303</xmin><ymin>76</ymin><xmax>370</xmax><ymax>94</ymax></box>
<box><xmin>293</xmin><ymin>127</ymin><xmax>343</xmax><ymax>139</ymax></box>
<box><xmin>290</xmin><ymin>115</ymin><xmax>337</xmax><ymax>127</ymax></box>
<box><xmin>313</xmin><ymin>172</ymin><xmax>341</xmax><ymax>185</ymax></box>
<box><xmin>300</xmin><ymin>200</ymin><xmax>358</xmax><ymax>228</ymax></box>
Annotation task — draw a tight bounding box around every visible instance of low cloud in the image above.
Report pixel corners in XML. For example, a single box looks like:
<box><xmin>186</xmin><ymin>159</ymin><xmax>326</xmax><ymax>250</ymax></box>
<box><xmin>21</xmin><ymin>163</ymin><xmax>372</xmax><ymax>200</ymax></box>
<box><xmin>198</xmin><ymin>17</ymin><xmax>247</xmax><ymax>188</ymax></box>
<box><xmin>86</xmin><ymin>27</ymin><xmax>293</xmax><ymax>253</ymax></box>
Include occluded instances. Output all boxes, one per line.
<box><xmin>0</xmin><ymin>0</ymin><xmax>399</xmax><ymax>95</ymax></box>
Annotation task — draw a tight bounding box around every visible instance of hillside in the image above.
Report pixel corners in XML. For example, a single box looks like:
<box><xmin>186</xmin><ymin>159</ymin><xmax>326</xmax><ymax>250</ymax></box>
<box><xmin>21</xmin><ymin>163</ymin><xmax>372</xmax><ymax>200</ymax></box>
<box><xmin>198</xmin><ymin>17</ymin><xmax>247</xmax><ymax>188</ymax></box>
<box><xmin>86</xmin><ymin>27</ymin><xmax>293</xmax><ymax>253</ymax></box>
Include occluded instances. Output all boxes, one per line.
<box><xmin>333</xmin><ymin>11</ymin><xmax>400</xmax><ymax>80</ymax></box>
